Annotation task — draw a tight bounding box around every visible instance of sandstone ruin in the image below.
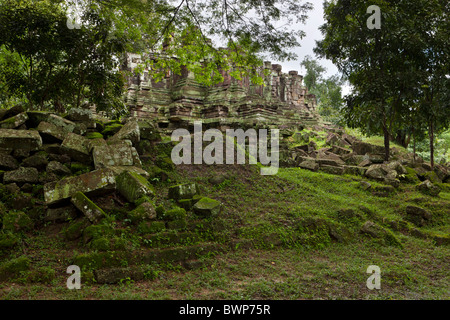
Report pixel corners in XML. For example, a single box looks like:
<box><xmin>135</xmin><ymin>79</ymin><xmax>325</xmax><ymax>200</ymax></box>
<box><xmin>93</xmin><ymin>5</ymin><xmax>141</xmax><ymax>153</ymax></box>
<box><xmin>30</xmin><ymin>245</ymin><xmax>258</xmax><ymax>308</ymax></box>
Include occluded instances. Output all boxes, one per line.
<box><xmin>123</xmin><ymin>53</ymin><xmax>320</xmax><ymax>130</ymax></box>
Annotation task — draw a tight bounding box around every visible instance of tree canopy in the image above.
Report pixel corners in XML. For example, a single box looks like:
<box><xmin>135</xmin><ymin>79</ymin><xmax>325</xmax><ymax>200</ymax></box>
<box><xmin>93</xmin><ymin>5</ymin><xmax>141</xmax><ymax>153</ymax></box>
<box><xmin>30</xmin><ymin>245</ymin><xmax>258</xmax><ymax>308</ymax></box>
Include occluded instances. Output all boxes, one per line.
<box><xmin>315</xmin><ymin>0</ymin><xmax>449</xmax><ymax>165</ymax></box>
<box><xmin>0</xmin><ymin>0</ymin><xmax>314</xmax><ymax>116</ymax></box>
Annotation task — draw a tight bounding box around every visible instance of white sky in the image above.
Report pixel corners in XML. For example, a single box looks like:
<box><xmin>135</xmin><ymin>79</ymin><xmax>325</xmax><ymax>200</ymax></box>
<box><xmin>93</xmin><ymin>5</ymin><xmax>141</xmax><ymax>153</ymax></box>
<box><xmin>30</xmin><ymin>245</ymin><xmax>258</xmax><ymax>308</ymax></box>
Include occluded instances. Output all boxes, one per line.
<box><xmin>273</xmin><ymin>2</ymin><xmax>352</xmax><ymax>95</ymax></box>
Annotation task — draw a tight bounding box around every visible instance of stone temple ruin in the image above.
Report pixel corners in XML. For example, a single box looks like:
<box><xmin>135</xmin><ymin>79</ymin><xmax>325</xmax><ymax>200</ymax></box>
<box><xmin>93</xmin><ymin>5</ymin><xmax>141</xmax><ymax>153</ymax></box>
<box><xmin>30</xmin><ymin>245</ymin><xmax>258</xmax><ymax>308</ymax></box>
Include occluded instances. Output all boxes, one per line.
<box><xmin>123</xmin><ymin>53</ymin><xmax>320</xmax><ymax>131</ymax></box>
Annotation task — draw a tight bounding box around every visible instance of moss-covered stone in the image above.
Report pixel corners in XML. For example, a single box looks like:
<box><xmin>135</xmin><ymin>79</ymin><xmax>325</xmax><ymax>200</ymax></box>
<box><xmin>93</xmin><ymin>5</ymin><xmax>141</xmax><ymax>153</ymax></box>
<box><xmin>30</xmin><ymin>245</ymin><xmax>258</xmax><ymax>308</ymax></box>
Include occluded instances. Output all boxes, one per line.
<box><xmin>44</xmin><ymin>168</ymin><xmax>116</xmax><ymax>205</ymax></box>
<box><xmin>116</xmin><ymin>170</ymin><xmax>154</xmax><ymax>203</ymax></box>
<box><xmin>0</xmin><ymin>112</ymin><xmax>28</xmax><ymax>129</ymax></box>
<box><xmin>360</xmin><ymin>221</ymin><xmax>403</xmax><ymax>248</ymax></box>
<box><xmin>61</xmin><ymin>133</ymin><xmax>91</xmax><ymax>164</ymax></box>
<box><xmin>3</xmin><ymin>167</ymin><xmax>39</xmax><ymax>184</ymax></box>
<box><xmin>160</xmin><ymin>206</ymin><xmax>186</xmax><ymax>221</ymax></box>
<box><xmin>47</xmin><ymin>161</ymin><xmax>72</xmax><ymax>176</ymax></box>
<box><xmin>21</xmin><ymin>154</ymin><xmax>48</xmax><ymax>170</ymax></box>
<box><xmin>167</xmin><ymin>219</ymin><xmax>188</xmax><ymax>230</ymax></box>
<box><xmin>128</xmin><ymin>201</ymin><xmax>157</xmax><ymax>224</ymax></box>
<box><xmin>138</xmin><ymin>120</ymin><xmax>160</xmax><ymax>140</ymax></box>
<box><xmin>37</xmin><ymin>121</ymin><xmax>66</xmax><ymax>142</ymax></box>
<box><xmin>82</xmin><ymin>223</ymin><xmax>115</xmax><ymax>244</ymax></box>
<box><xmin>0</xmin><ymin>256</ymin><xmax>31</xmax><ymax>281</ymax></box>
<box><xmin>155</xmin><ymin>154</ymin><xmax>175</xmax><ymax>171</ymax></box>
<box><xmin>2</xmin><ymin>211</ymin><xmax>34</xmax><ymax>232</ymax></box>
<box><xmin>416</xmin><ymin>180</ymin><xmax>441</xmax><ymax>197</ymax></box>
<box><xmin>101</xmin><ymin>123</ymin><xmax>123</xmax><ymax>137</ymax></box>
<box><xmin>71</xmin><ymin>192</ymin><xmax>106</xmax><ymax>223</ymax></box>
<box><xmin>403</xmin><ymin>167</ymin><xmax>421</xmax><ymax>184</ymax></box>
<box><xmin>86</xmin><ymin>132</ymin><xmax>104</xmax><ymax>140</ymax></box>
<box><xmin>138</xmin><ymin>221</ymin><xmax>166</xmax><ymax>234</ymax></box>
<box><xmin>0</xmin><ymin>128</ymin><xmax>42</xmax><ymax>152</ymax></box>
<box><xmin>64</xmin><ymin>217</ymin><xmax>91</xmax><ymax>241</ymax></box>
<box><xmin>193</xmin><ymin>197</ymin><xmax>222</xmax><ymax>218</ymax></box>
<box><xmin>70</xmin><ymin>162</ymin><xmax>92</xmax><ymax>175</ymax></box>
<box><xmin>0</xmin><ymin>232</ymin><xmax>19</xmax><ymax>249</ymax></box>
<box><xmin>0</xmin><ymin>153</ymin><xmax>19</xmax><ymax>171</ymax></box>
<box><xmin>168</xmin><ymin>183</ymin><xmax>200</xmax><ymax>201</ymax></box>
<box><xmin>109</xmin><ymin>119</ymin><xmax>140</xmax><ymax>146</ymax></box>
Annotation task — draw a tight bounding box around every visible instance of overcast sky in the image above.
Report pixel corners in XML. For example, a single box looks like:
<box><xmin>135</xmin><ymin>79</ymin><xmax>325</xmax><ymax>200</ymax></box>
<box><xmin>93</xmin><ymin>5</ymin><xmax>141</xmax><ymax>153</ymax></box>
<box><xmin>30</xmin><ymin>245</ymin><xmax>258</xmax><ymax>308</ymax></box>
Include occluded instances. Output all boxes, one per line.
<box><xmin>273</xmin><ymin>2</ymin><xmax>352</xmax><ymax>95</ymax></box>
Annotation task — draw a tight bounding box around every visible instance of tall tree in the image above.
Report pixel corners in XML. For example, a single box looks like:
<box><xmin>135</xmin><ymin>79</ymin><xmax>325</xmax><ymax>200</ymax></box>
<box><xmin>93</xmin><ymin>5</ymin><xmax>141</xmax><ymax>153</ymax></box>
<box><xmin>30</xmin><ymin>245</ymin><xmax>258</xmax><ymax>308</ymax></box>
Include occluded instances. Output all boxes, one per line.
<box><xmin>301</xmin><ymin>55</ymin><xmax>326</xmax><ymax>90</ymax></box>
<box><xmin>315</xmin><ymin>0</ymin><xmax>448</xmax><ymax>162</ymax></box>
<box><xmin>0</xmin><ymin>0</ymin><xmax>314</xmax><ymax>114</ymax></box>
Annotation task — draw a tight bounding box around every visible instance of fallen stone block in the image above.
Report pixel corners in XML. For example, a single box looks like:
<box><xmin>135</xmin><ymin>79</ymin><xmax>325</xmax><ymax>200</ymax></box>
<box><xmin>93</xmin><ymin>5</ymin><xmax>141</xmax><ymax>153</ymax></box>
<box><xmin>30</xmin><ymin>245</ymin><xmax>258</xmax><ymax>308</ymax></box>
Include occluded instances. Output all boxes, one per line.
<box><xmin>37</xmin><ymin>121</ymin><xmax>66</xmax><ymax>142</ymax></box>
<box><xmin>320</xmin><ymin>165</ymin><xmax>344</xmax><ymax>175</ymax></box>
<box><xmin>193</xmin><ymin>197</ymin><xmax>222</xmax><ymax>218</ymax></box>
<box><xmin>21</xmin><ymin>154</ymin><xmax>48</xmax><ymax>170</ymax></box>
<box><xmin>71</xmin><ymin>191</ymin><xmax>106</xmax><ymax>223</ymax></box>
<box><xmin>299</xmin><ymin>159</ymin><xmax>319</xmax><ymax>172</ymax></box>
<box><xmin>0</xmin><ymin>129</ymin><xmax>42</xmax><ymax>152</ymax></box>
<box><xmin>365</xmin><ymin>164</ymin><xmax>389</xmax><ymax>181</ymax></box>
<box><xmin>0</xmin><ymin>153</ymin><xmax>19</xmax><ymax>170</ymax></box>
<box><xmin>416</xmin><ymin>180</ymin><xmax>440</xmax><ymax>197</ymax></box>
<box><xmin>26</xmin><ymin>111</ymin><xmax>51</xmax><ymax>128</ymax></box>
<box><xmin>3</xmin><ymin>167</ymin><xmax>39</xmax><ymax>184</ymax></box>
<box><xmin>44</xmin><ymin>168</ymin><xmax>116</xmax><ymax>205</ymax></box>
<box><xmin>60</xmin><ymin>133</ymin><xmax>91</xmax><ymax>163</ymax></box>
<box><xmin>45</xmin><ymin>205</ymin><xmax>78</xmax><ymax>223</ymax></box>
<box><xmin>109</xmin><ymin>119</ymin><xmax>140</xmax><ymax>146</ymax></box>
<box><xmin>405</xmin><ymin>206</ymin><xmax>432</xmax><ymax>227</ymax></box>
<box><xmin>46</xmin><ymin>114</ymin><xmax>76</xmax><ymax>134</ymax></box>
<box><xmin>108</xmin><ymin>166</ymin><xmax>150</xmax><ymax>179</ymax></box>
<box><xmin>0</xmin><ymin>112</ymin><xmax>28</xmax><ymax>129</ymax></box>
<box><xmin>128</xmin><ymin>202</ymin><xmax>157</xmax><ymax>224</ymax></box>
<box><xmin>46</xmin><ymin>161</ymin><xmax>72</xmax><ymax>176</ymax></box>
<box><xmin>168</xmin><ymin>183</ymin><xmax>200</xmax><ymax>201</ymax></box>
<box><xmin>331</xmin><ymin>145</ymin><xmax>352</xmax><ymax>156</ymax></box>
<box><xmin>66</xmin><ymin>107</ymin><xmax>94</xmax><ymax>122</ymax></box>
<box><xmin>343</xmin><ymin>165</ymin><xmax>367</xmax><ymax>176</ymax></box>
<box><xmin>352</xmin><ymin>141</ymin><xmax>386</xmax><ymax>155</ymax></box>
<box><xmin>0</xmin><ymin>105</ymin><xmax>25</xmax><ymax>121</ymax></box>
<box><xmin>116</xmin><ymin>170</ymin><xmax>154</xmax><ymax>203</ymax></box>
<box><xmin>92</xmin><ymin>140</ymin><xmax>135</xmax><ymax>169</ymax></box>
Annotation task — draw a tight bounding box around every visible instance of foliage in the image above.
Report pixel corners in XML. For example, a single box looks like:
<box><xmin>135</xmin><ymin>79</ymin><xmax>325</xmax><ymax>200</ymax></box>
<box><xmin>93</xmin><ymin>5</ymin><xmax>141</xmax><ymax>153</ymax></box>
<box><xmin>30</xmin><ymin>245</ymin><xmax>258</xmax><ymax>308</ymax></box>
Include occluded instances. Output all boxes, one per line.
<box><xmin>0</xmin><ymin>0</ymin><xmax>128</xmax><ymax>116</ymax></box>
<box><xmin>301</xmin><ymin>56</ymin><xmax>344</xmax><ymax>124</ymax></box>
<box><xmin>315</xmin><ymin>0</ymin><xmax>450</xmax><ymax>163</ymax></box>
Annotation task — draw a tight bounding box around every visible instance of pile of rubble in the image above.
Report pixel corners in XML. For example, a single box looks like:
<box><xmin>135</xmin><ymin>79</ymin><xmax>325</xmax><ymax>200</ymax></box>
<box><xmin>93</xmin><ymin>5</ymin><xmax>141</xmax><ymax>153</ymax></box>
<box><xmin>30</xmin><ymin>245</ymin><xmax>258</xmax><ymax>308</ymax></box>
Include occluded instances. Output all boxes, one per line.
<box><xmin>0</xmin><ymin>105</ymin><xmax>222</xmax><ymax>246</ymax></box>
<box><xmin>282</xmin><ymin>125</ymin><xmax>449</xmax><ymax>195</ymax></box>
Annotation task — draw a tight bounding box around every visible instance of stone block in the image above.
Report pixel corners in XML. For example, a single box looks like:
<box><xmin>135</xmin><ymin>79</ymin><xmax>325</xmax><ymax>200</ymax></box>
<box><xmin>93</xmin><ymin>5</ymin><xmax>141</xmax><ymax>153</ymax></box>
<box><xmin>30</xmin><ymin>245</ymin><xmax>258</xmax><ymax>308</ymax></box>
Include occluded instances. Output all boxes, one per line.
<box><xmin>60</xmin><ymin>133</ymin><xmax>91</xmax><ymax>163</ymax></box>
<box><xmin>0</xmin><ymin>129</ymin><xmax>42</xmax><ymax>152</ymax></box>
<box><xmin>71</xmin><ymin>191</ymin><xmax>106</xmax><ymax>223</ymax></box>
<box><xmin>44</xmin><ymin>168</ymin><xmax>116</xmax><ymax>205</ymax></box>
<box><xmin>0</xmin><ymin>112</ymin><xmax>28</xmax><ymax>129</ymax></box>
<box><xmin>116</xmin><ymin>170</ymin><xmax>154</xmax><ymax>203</ymax></box>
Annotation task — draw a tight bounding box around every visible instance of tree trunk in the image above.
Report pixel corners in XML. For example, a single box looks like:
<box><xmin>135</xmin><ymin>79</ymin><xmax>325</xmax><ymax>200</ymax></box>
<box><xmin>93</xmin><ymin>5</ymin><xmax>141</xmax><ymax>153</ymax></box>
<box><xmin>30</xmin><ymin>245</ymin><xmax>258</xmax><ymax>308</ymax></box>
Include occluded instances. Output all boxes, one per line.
<box><xmin>383</xmin><ymin>125</ymin><xmax>390</xmax><ymax>162</ymax></box>
<box><xmin>412</xmin><ymin>127</ymin><xmax>416</xmax><ymax>161</ymax></box>
<box><xmin>429</xmin><ymin>120</ymin><xmax>434</xmax><ymax>168</ymax></box>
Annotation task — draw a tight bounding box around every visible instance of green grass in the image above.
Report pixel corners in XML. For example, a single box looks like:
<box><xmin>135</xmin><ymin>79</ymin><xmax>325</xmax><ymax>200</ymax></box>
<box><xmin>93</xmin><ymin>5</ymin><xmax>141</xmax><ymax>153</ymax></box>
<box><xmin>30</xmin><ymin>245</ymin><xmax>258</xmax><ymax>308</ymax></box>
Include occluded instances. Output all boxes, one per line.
<box><xmin>0</xmin><ymin>157</ymin><xmax>448</xmax><ymax>300</ymax></box>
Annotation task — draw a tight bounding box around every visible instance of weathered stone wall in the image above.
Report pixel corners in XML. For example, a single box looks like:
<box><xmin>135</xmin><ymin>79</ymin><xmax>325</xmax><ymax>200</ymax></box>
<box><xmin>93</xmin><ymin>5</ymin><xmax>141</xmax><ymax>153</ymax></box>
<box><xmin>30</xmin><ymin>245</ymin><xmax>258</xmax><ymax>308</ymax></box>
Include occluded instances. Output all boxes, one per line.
<box><xmin>123</xmin><ymin>53</ymin><xmax>320</xmax><ymax>130</ymax></box>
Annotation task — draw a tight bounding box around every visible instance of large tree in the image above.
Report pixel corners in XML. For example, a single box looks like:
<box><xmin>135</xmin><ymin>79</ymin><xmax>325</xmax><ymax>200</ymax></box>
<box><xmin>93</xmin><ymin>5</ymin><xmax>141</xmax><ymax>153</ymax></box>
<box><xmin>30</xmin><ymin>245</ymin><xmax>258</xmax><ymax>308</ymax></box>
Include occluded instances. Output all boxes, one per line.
<box><xmin>0</xmin><ymin>0</ymin><xmax>127</xmax><ymax>115</ymax></box>
<box><xmin>0</xmin><ymin>0</ymin><xmax>313</xmax><ymax>113</ymax></box>
<box><xmin>315</xmin><ymin>0</ymin><xmax>449</xmax><ymax>163</ymax></box>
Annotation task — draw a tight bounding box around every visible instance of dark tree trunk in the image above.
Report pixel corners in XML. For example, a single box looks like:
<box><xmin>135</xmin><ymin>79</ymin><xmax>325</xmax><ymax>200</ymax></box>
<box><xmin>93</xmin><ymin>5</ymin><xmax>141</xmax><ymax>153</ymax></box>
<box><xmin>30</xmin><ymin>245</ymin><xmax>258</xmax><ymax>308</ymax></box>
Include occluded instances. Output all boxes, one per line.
<box><xmin>383</xmin><ymin>125</ymin><xmax>390</xmax><ymax>162</ymax></box>
<box><xmin>429</xmin><ymin>120</ymin><xmax>434</xmax><ymax>168</ymax></box>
